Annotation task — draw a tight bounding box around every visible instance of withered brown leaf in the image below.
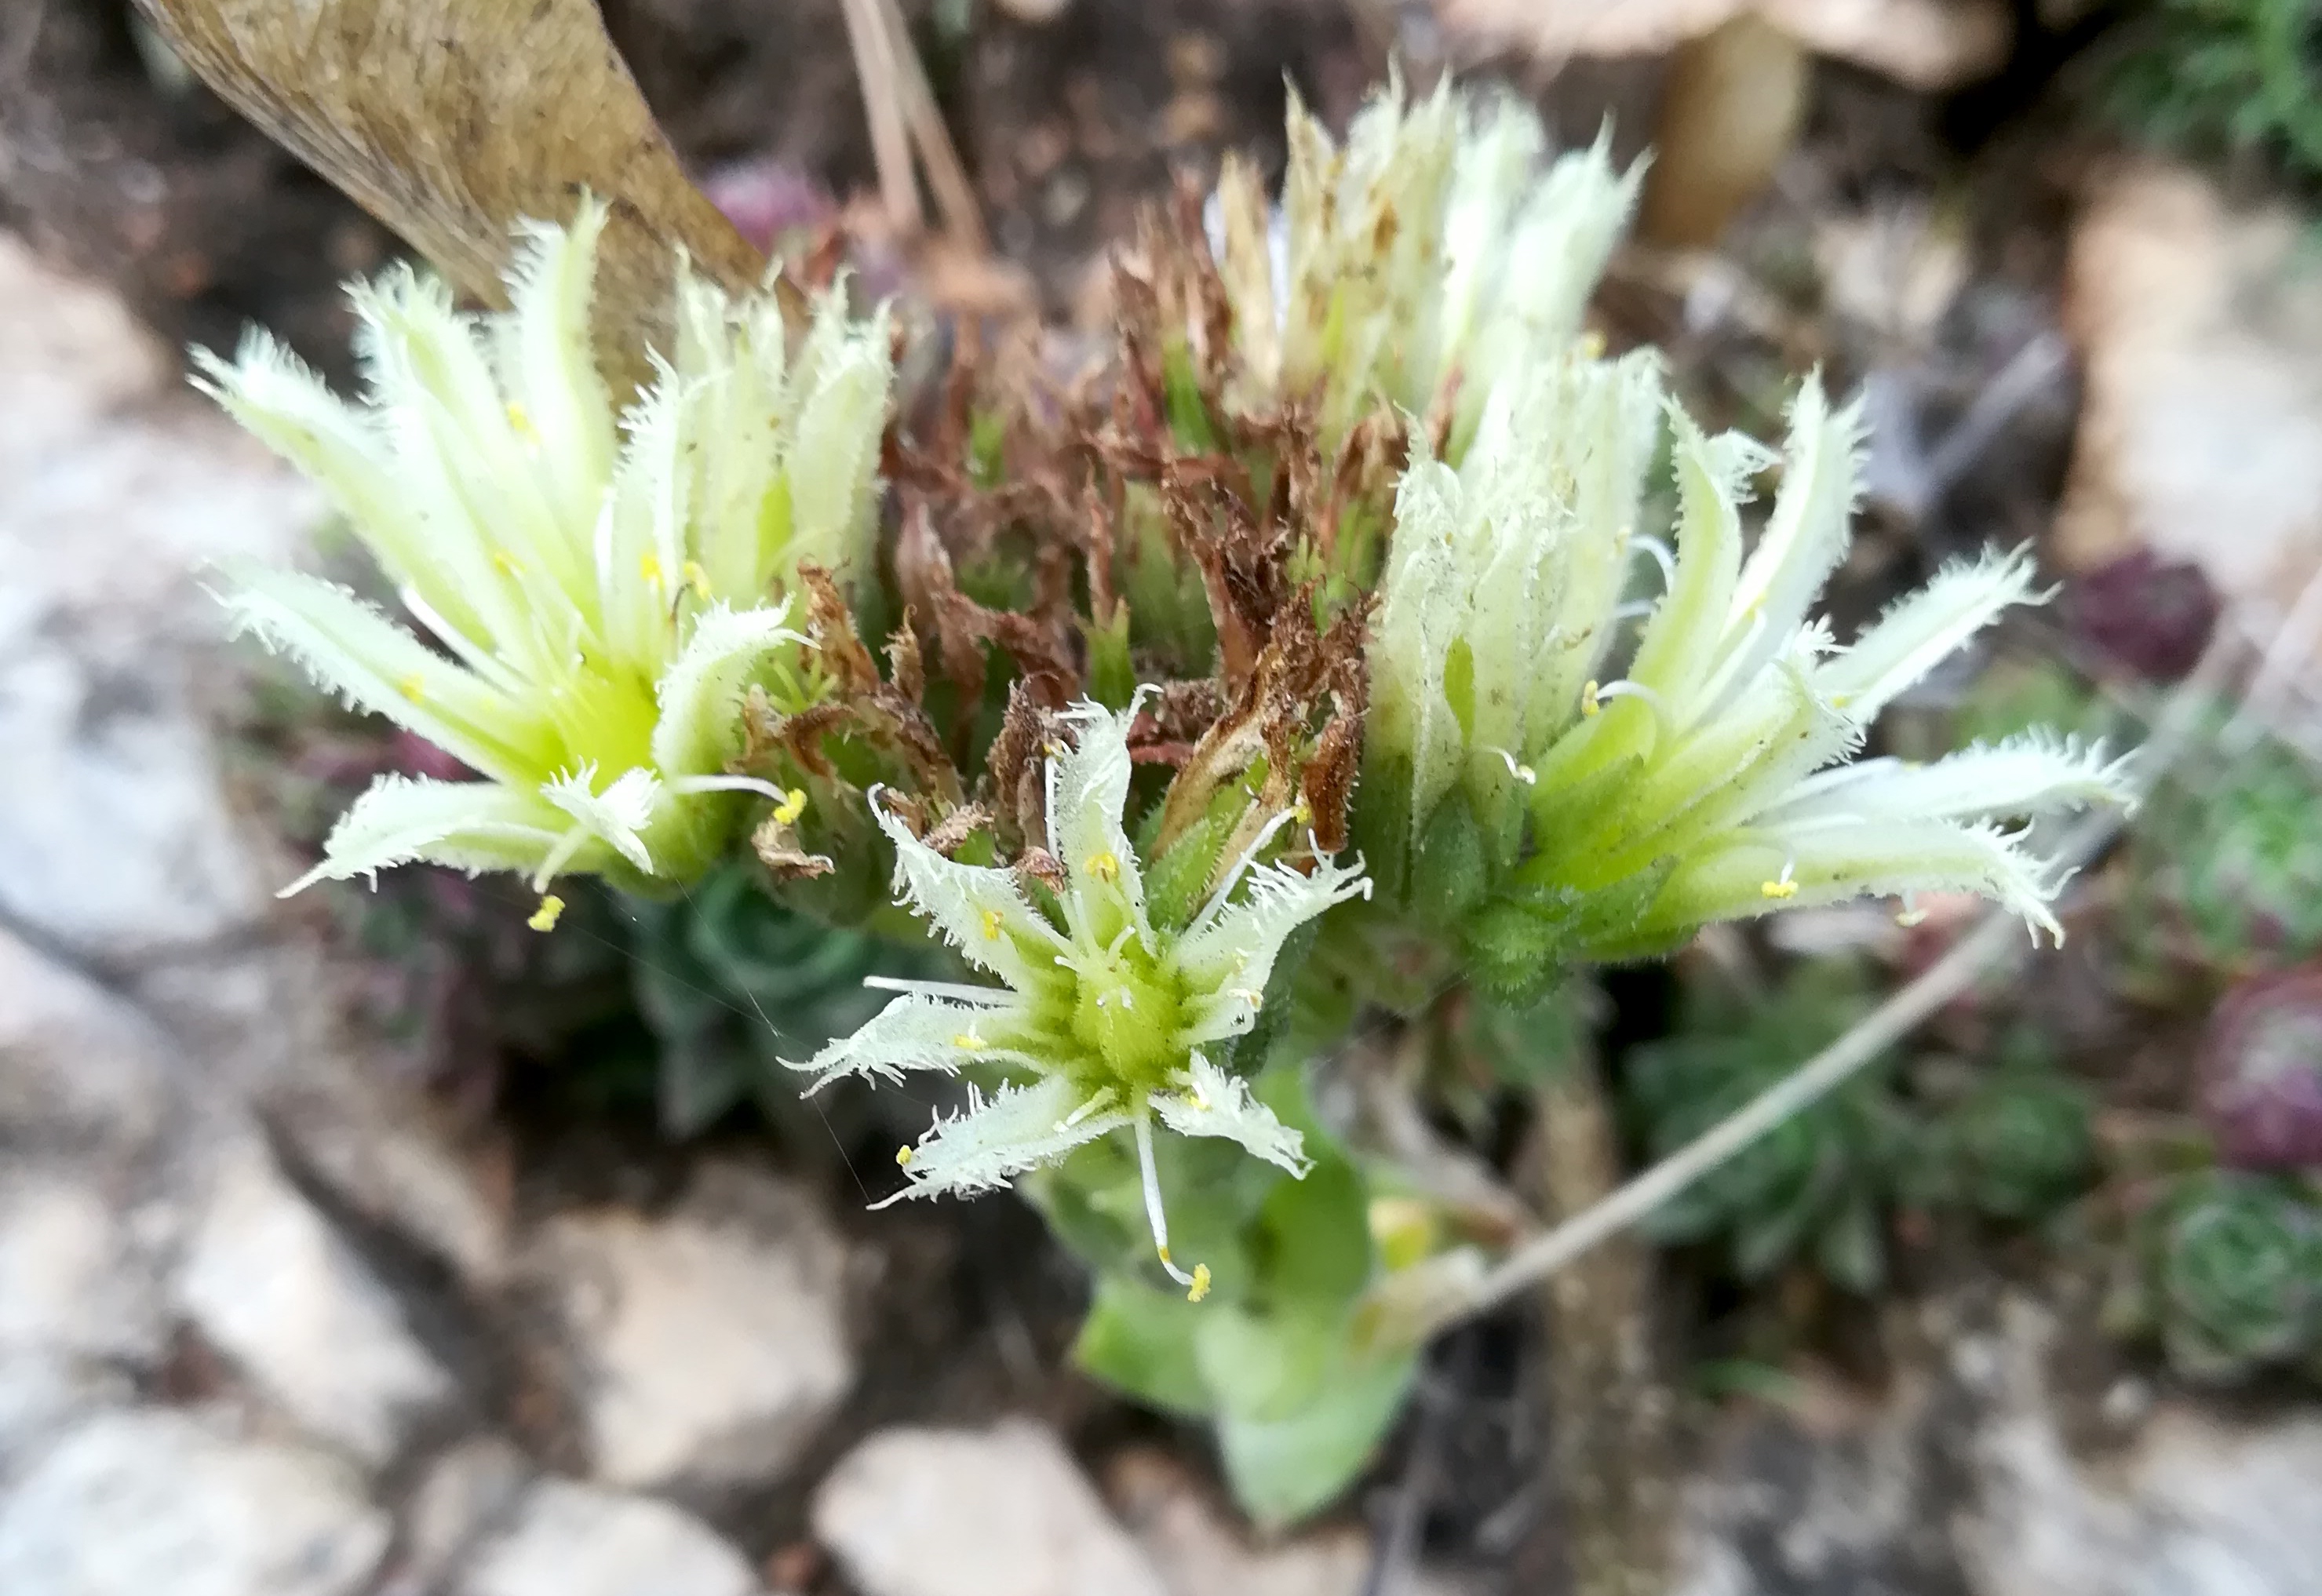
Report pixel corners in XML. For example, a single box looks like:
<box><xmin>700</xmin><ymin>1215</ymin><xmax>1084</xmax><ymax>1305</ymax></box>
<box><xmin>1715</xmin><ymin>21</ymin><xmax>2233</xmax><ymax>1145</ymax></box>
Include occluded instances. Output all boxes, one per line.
<box><xmin>132</xmin><ymin>0</ymin><xmax>786</xmax><ymax>384</ymax></box>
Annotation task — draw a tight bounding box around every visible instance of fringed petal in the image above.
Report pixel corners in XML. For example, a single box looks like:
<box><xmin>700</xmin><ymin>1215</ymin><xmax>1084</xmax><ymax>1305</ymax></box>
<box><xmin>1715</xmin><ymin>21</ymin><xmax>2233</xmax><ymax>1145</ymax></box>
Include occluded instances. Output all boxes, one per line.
<box><xmin>1048</xmin><ymin>698</ymin><xmax>1154</xmax><ymax>946</ymax></box>
<box><xmin>873</xmin><ymin>797</ymin><xmax>1069</xmax><ymax>988</ymax></box>
<box><xmin>1817</xmin><ymin>547</ymin><xmax>2043</xmax><ymax>721</ymax></box>
<box><xmin>1626</xmin><ymin>410</ymin><xmax>1774</xmax><ymax>718</ymax></box>
<box><xmin>1720</xmin><ymin>373</ymin><xmax>1866</xmax><ymax>687</ymax></box>
<box><xmin>785</xmin><ymin>988</ymin><xmax>1041</xmax><ymax>1089</ymax></box>
<box><xmin>877</xmin><ymin>1076</ymin><xmax>1132</xmax><ymax>1205</ymax></box>
<box><xmin>649</xmin><ymin>601</ymin><xmax>803</xmax><ymax>778</ymax></box>
<box><xmin>219</xmin><ymin>563</ymin><xmax>558</xmax><ymax>786</ymax></box>
<box><xmin>495</xmin><ymin>197</ymin><xmax>619</xmax><ymax>548</ymax></box>
<box><xmin>286</xmin><ymin>774</ymin><xmax>570</xmax><ymax>894</ymax></box>
<box><xmin>1764</xmin><ymin>731</ymin><xmax>2137</xmax><ymax>828</ymax></box>
<box><xmin>189</xmin><ymin>334</ymin><xmax>486</xmax><ymax>642</ymax></box>
<box><xmin>784</xmin><ymin>290</ymin><xmax>893</xmax><ymax>579</ymax></box>
<box><xmin>1153</xmin><ymin>1055</ymin><xmax>1313</xmax><ymax>1177</ymax></box>
<box><xmin>1646</xmin><ymin>818</ymin><xmax>2069</xmax><ymax>946</ymax></box>
<box><xmin>541</xmin><ymin>763</ymin><xmax>661</xmax><ymax>873</ymax></box>
<box><xmin>1176</xmin><ymin>857</ymin><xmax>1371</xmax><ymax>1036</ymax></box>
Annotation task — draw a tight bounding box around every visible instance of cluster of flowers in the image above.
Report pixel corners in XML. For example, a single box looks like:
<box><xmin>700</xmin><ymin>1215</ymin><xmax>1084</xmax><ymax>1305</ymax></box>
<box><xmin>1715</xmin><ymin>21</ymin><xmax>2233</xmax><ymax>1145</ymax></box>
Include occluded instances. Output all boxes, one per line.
<box><xmin>211</xmin><ymin>79</ymin><xmax>2127</xmax><ymax>1299</ymax></box>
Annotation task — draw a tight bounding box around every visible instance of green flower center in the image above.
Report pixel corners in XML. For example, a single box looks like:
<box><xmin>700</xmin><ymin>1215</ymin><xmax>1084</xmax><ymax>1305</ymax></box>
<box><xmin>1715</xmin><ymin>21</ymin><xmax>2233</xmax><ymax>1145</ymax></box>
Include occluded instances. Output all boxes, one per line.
<box><xmin>1067</xmin><ymin>939</ymin><xmax>1190</xmax><ymax>1092</ymax></box>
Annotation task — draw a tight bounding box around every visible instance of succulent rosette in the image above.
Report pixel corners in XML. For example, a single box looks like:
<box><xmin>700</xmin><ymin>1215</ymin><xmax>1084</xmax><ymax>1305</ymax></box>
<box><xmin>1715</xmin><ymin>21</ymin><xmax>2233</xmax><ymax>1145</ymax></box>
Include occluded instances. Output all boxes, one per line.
<box><xmin>2201</xmin><ymin>966</ymin><xmax>2322</xmax><ymax>1171</ymax></box>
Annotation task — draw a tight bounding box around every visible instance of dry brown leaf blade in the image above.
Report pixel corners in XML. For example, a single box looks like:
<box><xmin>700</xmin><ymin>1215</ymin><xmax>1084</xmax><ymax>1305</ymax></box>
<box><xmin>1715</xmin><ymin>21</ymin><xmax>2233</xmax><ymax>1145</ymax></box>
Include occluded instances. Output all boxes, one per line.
<box><xmin>132</xmin><ymin>0</ymin><xmax>782</xmax><ymax>378</ymax></box>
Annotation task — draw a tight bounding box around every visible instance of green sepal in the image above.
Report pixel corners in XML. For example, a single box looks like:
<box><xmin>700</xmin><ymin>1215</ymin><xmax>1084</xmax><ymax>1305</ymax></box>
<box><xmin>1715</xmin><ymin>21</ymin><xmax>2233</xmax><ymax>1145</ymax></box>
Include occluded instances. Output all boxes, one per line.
<box><xmin>1409</xmin><ymin>790</ymin><xmax>1489</xmax><ymax>930</ymax></box>
<box><xmin>1350</xmin><ymin>750</ymin><xmax>1416</xmax><ymax>907</ymax></box>
<box><xmin>1084</xmin><ymin>603</ymin><xmax>1137</xmax><ymax>711</ymax></box>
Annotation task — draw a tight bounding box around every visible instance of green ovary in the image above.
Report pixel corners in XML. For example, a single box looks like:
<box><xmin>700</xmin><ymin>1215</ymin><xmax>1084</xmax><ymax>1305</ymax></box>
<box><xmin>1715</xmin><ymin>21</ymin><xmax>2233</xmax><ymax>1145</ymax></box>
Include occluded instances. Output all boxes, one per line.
<box><xmin>1068</xmin><ymin>944</ymin><xmax>1191</xmax><ymax>1091</ymax></box>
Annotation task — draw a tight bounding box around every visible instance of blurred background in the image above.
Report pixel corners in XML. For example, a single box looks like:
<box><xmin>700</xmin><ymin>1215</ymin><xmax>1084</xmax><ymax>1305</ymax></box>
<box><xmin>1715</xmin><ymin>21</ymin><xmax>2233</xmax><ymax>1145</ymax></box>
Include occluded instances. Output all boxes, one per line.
<box><xmin>2</xmin><ymin>2</ymin><xmax>2320</xmax><ymax>1593</ymax></box>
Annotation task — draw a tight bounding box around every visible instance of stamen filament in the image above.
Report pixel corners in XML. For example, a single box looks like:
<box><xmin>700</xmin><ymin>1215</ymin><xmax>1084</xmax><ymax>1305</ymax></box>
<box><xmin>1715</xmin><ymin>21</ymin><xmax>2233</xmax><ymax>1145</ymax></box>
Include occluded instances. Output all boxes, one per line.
<box><xmin>1135</xmin><ymin>1111</ymin><xmax>1197</xmax><ymax>1288</ymax></box>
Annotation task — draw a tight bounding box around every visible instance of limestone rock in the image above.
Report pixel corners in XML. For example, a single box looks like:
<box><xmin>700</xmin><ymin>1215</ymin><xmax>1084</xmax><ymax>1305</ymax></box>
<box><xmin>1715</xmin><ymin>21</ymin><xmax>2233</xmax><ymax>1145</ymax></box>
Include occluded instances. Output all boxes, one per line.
<box><xmin>814</xmin><ymin>1419</ymin><xmax>1167</xmax><ymax>1596</ymax></box>
<box><xmin>1671</xmin><ymin>1293</ymin><xmax>2322</xmax><ymax>1596</ymax></box>
<box><xmin>0</xmin><ymin>1172</ymin><xmax>167</xmax><ymax>1366</ymax></box>
<box><xmin>377</xmin><ymin>1434</ymin><xmax>531</xmax><ymax>1596</ymax></box>
<box><xmin>1108</xmin><ymin>1448</ymin><xmax>1479</xmax><ymax>1596</ymax></box>
<box><xmin>0</xmin><ymin>235</ymin><xmax>319</xmax><ymax>969</ymax></box>
<box><xmin>1960</xmin><ymin>1302</ymin><xmax>2322</xmax><ymax>1596</ymax></box>
<box><xmin>0</xmin><ymin>1406</ymin><xmax>389</xmax><ymax>1596</ymax></box>
<box><xmin>2057</xmin><ymin>162</ymin><xmax>2322</xmax><ymax>639</ymax></box>
<box><xmin>1431</xmin><ymin>0</ymin><xmax>2011</xmax><ymax>93</ymax></box>
<box><xmin>0</xmin><ymin>1351</ymin><xmax>132</xmax><ymax>1483</ymax></box>
<box><xmin>451</xmin><ymin>1478</ymin><xmax>758</xmax><ymax>1596</ymax></box>
<box><xmin>0</xmin><ymin>1162</ymin><xmax>169</xmax><ymax>1484</ymax></box>
<box><xmin>527</xmin><ymin>1162</ymin><xmax>853</xmax><ymax>1492</ymax></box>
<box><xmin>174</xmin><ymin>1139</ymin><xmax>456</xmax><ymax>1467</ymax></box>
<box><xmin>0</xmin><ymin>931</ymin><xmax>175</xmax><ymax>1159</ymax></box>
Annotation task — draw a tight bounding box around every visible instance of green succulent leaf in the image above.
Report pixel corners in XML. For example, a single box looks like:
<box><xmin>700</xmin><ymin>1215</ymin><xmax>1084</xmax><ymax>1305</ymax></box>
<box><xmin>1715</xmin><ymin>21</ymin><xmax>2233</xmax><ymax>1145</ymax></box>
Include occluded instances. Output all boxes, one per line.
<box><xmin>1074</xmin><ymin>1275</ymin><xmax>1211</xmax><ymax>1419</ymax></box>
<box><xmin>1215</xmin><ymin>1345</ymin><xmax>1417</xmax><ymax>1530</ymax></box>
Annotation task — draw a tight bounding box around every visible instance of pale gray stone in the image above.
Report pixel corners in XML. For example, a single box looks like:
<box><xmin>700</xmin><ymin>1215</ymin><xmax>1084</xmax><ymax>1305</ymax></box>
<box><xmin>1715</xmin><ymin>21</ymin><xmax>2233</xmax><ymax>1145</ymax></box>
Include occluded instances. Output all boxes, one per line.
<box><xmin>0</xmin><ymin>931</ymin><xmax>174</xmax><ymax>1157</ymax></box>
<box><xmin>1962</xmin><ymin>1301</ymin><xmax>2322</xmax><ymax>1596</ymax></box>
<box><xmin>376</xmin><ymin>1434</ymin><xmax>531</xmax><ymax>1596</ymax></box>
<box><xmin>174</xmin><ymin>1139</ymin><xmax>456</xmax><ymax>1467</ymax></box>
<box><xmin>451</xmin><ymin>1479</ymin><xmax>757</xmax><ymax>1596</ymax></box>
<box><xmin>0</xmin><ymin>234</ymin><xmax>319</xmax><ymax>968</ymax></box>
<box><xmin>0</xmin><ymin>1406</ymin><xmax>389</xmax><ymax>1596</ymax></box>
<box><xmin>262</xmin><ymin>1037</ymin><xmax>515</xmax><ymax>1291</ymax></box>
<box><xmin>814</xmin><ymin>1419</ymin><xmax>1168</xmax><ymax>1596</ymax></box>
<box><xmin>0</xmin><ymin>1352</ymin><xmax>131</xmax><ymax>1482</ymax></box>
<box><xmin>528</xmin><ymin>1163</ymin><xmax>853</xmax><ymax>1492</ymax></box>
<box><xmin>0</xmin><ymin>1174</ymin><xmax>162</xmax><ymax>1364</ymax></box>
<box><xmin>1106</xmin><ymin>1448</ymin><xmax>1481</xmax><ymax>1596</ymax></box>
<box><xmin>2057</xmin><ymin>163</ymin><xmax>2322</xmax><ymax>630</ymax></box>
<box><xmin>1671</xmin><ymin>1295</ymin><xmax>2322</xmax><ymax>1596</ymax></box>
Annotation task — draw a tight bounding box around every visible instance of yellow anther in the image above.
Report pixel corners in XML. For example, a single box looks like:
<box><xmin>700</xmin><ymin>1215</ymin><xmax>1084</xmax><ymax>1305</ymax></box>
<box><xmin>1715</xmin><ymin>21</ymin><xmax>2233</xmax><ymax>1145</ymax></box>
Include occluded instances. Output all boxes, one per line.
<box><xmin>771</xmin><ymin>788</ymin><xmax>807</xmax><ymax>825</ymax></box>
<box><xmin>1085</xmin><ymin>850</ymin><xmax>1121</xmax><ymax>884</ymax></box>
<box><xmin>1290</xmin><ymin>797</ymin><xmax>1314</xmax><ymax>827</ymax></box>
<box><xmin>1577</xmin><ymin>330</ymin><xmax>1607</xmax><ymax>360</ymax></box>
<box><xmin>1580</xmin><ymin>680</ymin><xmax>1602</xmax><ymax>717</ymax></box>
<box><xmin>1760</xmin><ymin>878</ymin><xmax>1799</xmax><ymax>900</ymax></box>
<box><xmin>895</xmin><ymin>1145</ymin><xmax>915</xmax><ymax>1167</ymax></box>
<box><xmin>639</xmin><ymin>552</ymin><xmax>665</xmax><ymax>585</ymax></box>
<box><xmin>505</xmin><ymin>401</ymin><xmax>536</xmax><ymax>440</ymax></box>
<box><xmin>396</xmin><ymin>674</ymin><xmax>427</xmax><ymax>704</ymax></box>
<box><xmin>951</xmin><ymin>1033</ymin><xmax>982</xmax><ymax>1050</ymax></box>
<box><xmin>1896</xmin><ymin>907</ymin><xmax>1930</xmax><ymax>928</ymax></box>
<box><xmin>527</xmin><ymin>895</ymin><xmax>565</xmax><ymax>932</ymax></box>
<box><xmin>1187</xmin><ymin>1263</ymin><xmax>1212</xmax><ymax>1303</ymax></box>
<box><xmin>490</xmin><ymin>548</ymin><xmax>519</xmax><ymax>576</ymax></box>
<box><xmin>980</xmin><ymin>908</ymin><xmax>1004</xmax><ymax>942</ymax></box>
<box><xmin>1237</xmin><ymin>988</ymin><xmax>1265</xmax><ymax>1012</ymax></box>
<box><xmin>682</xmin><ymin>559</ymin><xmax>713</xmax><ymax>601</ymax></box>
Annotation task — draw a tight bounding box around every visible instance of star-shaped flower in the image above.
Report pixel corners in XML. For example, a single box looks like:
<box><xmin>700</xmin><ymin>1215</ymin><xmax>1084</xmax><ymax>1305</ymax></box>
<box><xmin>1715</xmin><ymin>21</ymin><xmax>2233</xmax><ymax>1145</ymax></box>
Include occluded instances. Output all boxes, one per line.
<box><xmin>790</xmin><ymin>695</ymin><xmax>1371</xmax><ymax>1296</ymax></box>
<box><xmin>201</xmin><ymin>198</ymin><xmax>892</xmax><ymax>905</ymax></box>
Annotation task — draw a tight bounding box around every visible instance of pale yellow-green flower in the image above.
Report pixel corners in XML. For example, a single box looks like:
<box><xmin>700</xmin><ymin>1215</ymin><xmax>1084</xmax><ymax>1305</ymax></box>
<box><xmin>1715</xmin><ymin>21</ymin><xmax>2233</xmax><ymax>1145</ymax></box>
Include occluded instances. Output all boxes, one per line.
<box><xmin>791</xmin><ymin>695</ymin><xmax>1370</xmax><ymax>1294</ymax></box>
<box><xmin>1365</xmin><ymin>355</ymin><xmax>2135</xmax><ymax>983</ymax></box>
<box><xmin>200</xmin><ymin>198</ymin><xmax>893</xmax><ymax>898</ymax></box>
<box><xmin>1206</xmin><ymin>75</ymin><xmax>1641</xmax><ymax>450</ymax></box>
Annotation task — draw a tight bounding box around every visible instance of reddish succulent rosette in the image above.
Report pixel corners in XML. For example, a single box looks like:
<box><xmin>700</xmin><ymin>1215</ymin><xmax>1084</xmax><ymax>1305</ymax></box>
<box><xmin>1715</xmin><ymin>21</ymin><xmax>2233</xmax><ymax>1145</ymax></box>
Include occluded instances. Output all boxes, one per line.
<box><xmin>2201</xmin><ymin>965</ymin><xmax>2322</xmax><ymax>1171</ymax></box>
